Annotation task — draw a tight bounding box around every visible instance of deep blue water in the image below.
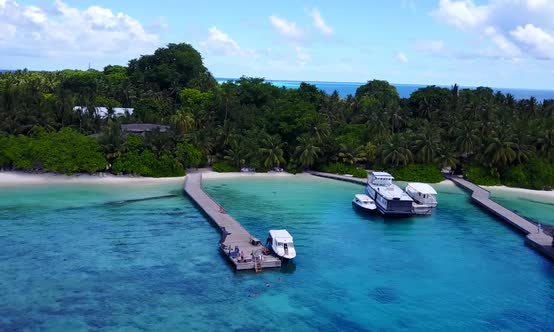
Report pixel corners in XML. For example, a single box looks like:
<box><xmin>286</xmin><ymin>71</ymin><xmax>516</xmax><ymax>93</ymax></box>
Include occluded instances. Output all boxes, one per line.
<box><xmin>0</xmin><ymin>178</ymin><xmax>553</xmax><ymax>331</ymax></box>
<box><xmin>217</xmin><ymin>78</ymin><xmax>554</xmax><ymax>101</ymax></box>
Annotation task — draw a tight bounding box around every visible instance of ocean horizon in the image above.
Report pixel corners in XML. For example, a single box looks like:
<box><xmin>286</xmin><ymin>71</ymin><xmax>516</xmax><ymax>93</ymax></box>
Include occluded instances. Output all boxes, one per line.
<box><xmin>216</xmin><ymin>77</ymin><xmax>554</xmax><ymax>101</ymax></box>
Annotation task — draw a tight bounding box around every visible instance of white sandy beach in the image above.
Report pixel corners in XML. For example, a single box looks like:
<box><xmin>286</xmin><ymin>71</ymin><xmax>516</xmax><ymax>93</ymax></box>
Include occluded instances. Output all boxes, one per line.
<box><xmin>1</xmin><ymin>171</ymin><xmax>553</xmax><ymax>201</ymax></box>
<box><xmin>0</xmin><ymin>170</ymin><xmax>304</xmax><ymax>188</ymax></box>
<box><xmin>200</xmin><ymin>170</ymin><xmax>300</xmax><ymax>180</ymax></box>
<box><xmin>0</xmin><ymin>171</ymin><xmax>184</xmax><ymax>188</ymax></box>
<box><xmin>484</xmin><ymin>185</ymin><xmax>554</xmax><ymax>200</ymax></box>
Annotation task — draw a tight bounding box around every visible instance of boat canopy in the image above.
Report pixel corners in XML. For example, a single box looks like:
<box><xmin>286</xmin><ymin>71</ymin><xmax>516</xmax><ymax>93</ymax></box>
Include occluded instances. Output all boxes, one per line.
<box><xmin>355</xmin><ymin>194</ymin><xmax>372</xmax><ymax>203</ymax></box>
<box><xmin>371</xmin><ymin>171</ymin><xmax>394</xmax><ymax>179</ymax></box>
<box><xmin>407</xmin><ymin>183</ymin><xmax>437</xmax><ymax>195</ymax></box>
<box><xmin>269</xmin><ymin>229</ymin><xmax>293</xmax><ymax>243</ymax></box>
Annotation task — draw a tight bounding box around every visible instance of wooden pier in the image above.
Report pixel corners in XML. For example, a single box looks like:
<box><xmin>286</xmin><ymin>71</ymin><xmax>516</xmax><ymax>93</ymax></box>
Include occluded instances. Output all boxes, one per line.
<box><xmin>445</xmin><ymin>175</ymin><xmax>554</xmax><ymax>260</ymax></box>
<box><xmin>308</xmin><ymin>171</ymin><xmax>368</xmax><ymax>185</ymax></box>
<box><xmin>184</xmin><ymin>173</ymin><xmax>282</xmax><ymax>271</ymax></box>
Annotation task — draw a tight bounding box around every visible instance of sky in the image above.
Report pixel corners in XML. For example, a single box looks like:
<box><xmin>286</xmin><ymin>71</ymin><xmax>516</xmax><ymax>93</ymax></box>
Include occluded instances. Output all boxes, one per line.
<box><xmin>1</xmin><ymin>0</ymin><xmax>554</xmax><ymax>89</ymax></box>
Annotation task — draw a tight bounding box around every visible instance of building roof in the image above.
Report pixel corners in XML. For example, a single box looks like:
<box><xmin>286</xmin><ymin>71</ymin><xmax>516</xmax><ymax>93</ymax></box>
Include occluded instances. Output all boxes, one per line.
<box><xmin>121</xmin><ymin>123</ymin><xmax>170</xmax><ymax>133</ymax></box>
<box><xmin>269</xmin><ymin>229</ymin><xmax>293</xmax><ymax>242</ymax></box>
<box><xmin>73</xmin><ymin>106</ymin><xmax>133</xmax><ymax>118</ymax></box>
<box><xmin>407</xmin><ymin>183</ymin><xmax>437</xmax><ymax>195</ymax></box>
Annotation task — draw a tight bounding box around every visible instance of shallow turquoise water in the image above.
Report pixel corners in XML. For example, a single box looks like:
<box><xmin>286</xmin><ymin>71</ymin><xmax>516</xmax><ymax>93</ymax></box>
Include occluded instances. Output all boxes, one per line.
<box><xmin>489</xmin><ymin>189</ymin><xmax>554</xmax><ymax>226</ymax></box>
<box><xmin>1</xmin><ymin>178</ymin><xmax>553</xmax><ymax>331</ymax></box>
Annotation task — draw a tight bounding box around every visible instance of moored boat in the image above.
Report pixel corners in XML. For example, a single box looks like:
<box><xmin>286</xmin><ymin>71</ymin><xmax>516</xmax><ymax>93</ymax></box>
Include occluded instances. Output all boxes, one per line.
<box><xmin>352</xmin><ymin>194</ymin><xmax>377</xmax><ymax>211</ymax></box>
<box><xmin>364</xmin><ymin>172</ymin><xmax>414</xmax><ymax>216</ymax></box>
<box><xmin>266</xmin><ymin>229</ymin><xmax>296</xmax><ymax>260</ymax></box>
<box><xmin>405</xmin><ymin>182</ymin><xmax>438</xmax><ymax>215</ymax></box>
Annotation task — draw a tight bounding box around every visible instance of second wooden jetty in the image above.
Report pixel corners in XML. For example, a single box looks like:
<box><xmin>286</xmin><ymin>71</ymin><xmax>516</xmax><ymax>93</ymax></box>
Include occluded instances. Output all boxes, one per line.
<box><xmin>310</xmin><ymin>171</ymin><xmax>554</xmax><ymax>261</ymax></box>
<box><xmin>184</xmin><ymin>173</ymin><xmax>282</xmax><ymax>271</ymax></box>
<box><xmin>445</xmin><ymin>174</ymin><xmax>554</xmax><ymax>260</ymax></box>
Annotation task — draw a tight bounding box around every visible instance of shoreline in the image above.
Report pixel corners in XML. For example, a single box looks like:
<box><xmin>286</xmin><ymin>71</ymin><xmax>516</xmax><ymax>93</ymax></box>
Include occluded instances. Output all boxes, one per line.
<box><xmin>0</xmin><ymin>171</ymin><xmax>184</xmax><ymax>188</ymax></box>
<box><xmin>483</xmin><ymin>184</ymin><xmax>554</xmax><ymax>200</ymax></box>
<box><xmin>1</xmin><ymin>171</ymin><xmax>553</xmax><ymax>200</ymax></box>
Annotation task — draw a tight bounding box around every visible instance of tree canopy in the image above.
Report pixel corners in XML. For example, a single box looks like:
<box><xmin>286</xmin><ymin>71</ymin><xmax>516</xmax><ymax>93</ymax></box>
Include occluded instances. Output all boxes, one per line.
<box><xmin>0</xmin><ymin>42</ymin><xmax>553</xmax><ymax>189</ymax></box>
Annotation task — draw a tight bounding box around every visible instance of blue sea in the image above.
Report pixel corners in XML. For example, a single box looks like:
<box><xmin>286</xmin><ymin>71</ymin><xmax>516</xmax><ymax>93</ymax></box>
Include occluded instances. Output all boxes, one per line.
<box><xmin>217</xmin><ymin>78</ymin><xmax>554</xmax><ymax>101</ymax></box>
<box><xmin>1</xmin><ymin>176</ymin><xmax>553</xmax><ymax>331</ymax></box>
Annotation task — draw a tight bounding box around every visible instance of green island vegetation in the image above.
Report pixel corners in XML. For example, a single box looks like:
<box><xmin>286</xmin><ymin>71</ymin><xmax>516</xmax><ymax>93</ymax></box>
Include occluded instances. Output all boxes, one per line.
<box><xmin>0</xmin><ymin>43</ymin><xmax>553</xmax><ymax>189</ymax></box>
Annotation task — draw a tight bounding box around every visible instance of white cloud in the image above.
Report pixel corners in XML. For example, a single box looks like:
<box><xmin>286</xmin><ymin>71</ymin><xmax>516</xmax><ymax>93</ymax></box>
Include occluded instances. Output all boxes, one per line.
<box><xmin>201</xmin><ymin>26</ymin><xmax>256</xmax><ymax>58</ymax></box>
<box><xmin>0</xmin><ymin>22</ymin><xmax>16</xmax><ymax>42</ymax></box>
<box><xmin>269</xmin><ymin>15</ymin><xmax>302</xmax><ymax>38</ymax></box>
<box><xmin>485</xmin><ymin>26</ymin><xmax>521</xmax><ymax>57</ymax></box>
<box><xmin>511</xmin><ymin>24</ymin><xmax>554</xmax><ymax>59</ymax></box>
<box><xmin>310</xmin><ymin>8</ymin><xmax>333</xmax><ymax>36</ymax></box>
<box><xmin>295</xmin><ymin>46</ymin><xmax>310</xmax><ymax>63</ymax></box>
<box><xmin>396</xmin><ymin>52</ymin><xmax>408</xmax><ymax>64</ymax></box>
<box><xmin>0</xmin><ymin>0</ymin><xmax>159</xmax><ymax>59</ymax></box>
<box><xmin>23</xmin><ymin>6</ymin><xmax>46</xmax><ymax>24</ymax></box>
<box><xmin>431</xmin><ymin>0</ymin><xmax>554</xmax><ymax>60</ymax></box>
<box><xmin>432</xmin><ymin>0</ymin><xmax>488</xmax><ymax>30</ymax></box>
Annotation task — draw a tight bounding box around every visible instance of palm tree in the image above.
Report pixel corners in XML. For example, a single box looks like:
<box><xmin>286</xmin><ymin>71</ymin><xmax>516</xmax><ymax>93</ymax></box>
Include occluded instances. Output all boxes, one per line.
<box><xmin>413</xmin><ymin>126</ymin><xmax>441</xmax><ymax>163</ymax></box>
<box><xmin>295</xmin><ymin>136</ymin><xmax>320</xmax><ymax>169</ymax></box>
<box><xmin>484</xmin><ymin>129</ymin><xmax>517</xmax><ymax>167</ymax></box>
<box><xmin>171</xmin><ymin>110</ymin><xmax>195</xmax><ymax>135</ymax></box>
<box><xmin>536</xmin><ymin>126</ymin><xmax>554</xmax><ymax>163</ymax></box>
<box><xmin>224</xmin><ymin>139</ymin><xmax>247</xmax><ymax>168</ymax></box>
<box><xmin>259</xmin><ymin>135</ymin><xmax>286</xmax><ymax>169</ymax></box>
<box><xmin>337</xmin><ymin>142</ymin><xmax>365</xmax><ymax>165</ymax></box>
<box><xmin>380</xmin><ymin>134</ymin><xmax>413</xmax><ymax>166</ymax></box>
<box><xmin>436</xmin><ymin>146</ymin><xmax>459</xmax><ymax>170</ymax></box>
<box><xmin>454</xmin><ymin>122</ymin><xmax>480</xmax><ymax>156</ymax></box>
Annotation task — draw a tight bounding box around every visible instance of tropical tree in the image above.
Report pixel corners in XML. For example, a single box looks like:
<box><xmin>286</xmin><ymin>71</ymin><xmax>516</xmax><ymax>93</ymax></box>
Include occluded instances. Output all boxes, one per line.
<box><xmin>259</xmin><ymin>135</ymin><xmax>286</xmax><ymax>169</ymax></box>
<box><xmin>224</xmin><ymin>138</ymin><xmax>248</xmax><ymax>168</ymax></box>
<box><xmin>484</xmin><ymin>129</ymin><xmax>517</xmax><ymax>167</ymax></box>
<box><xmin>380</xmin><ymin>134</ymin><xmax>413</xmax><ymax>166</ymax></box>
<box><xmin>413</xmin><ymin>126</ymin><xmax>441</xmax><ymax>163</ymax></box>
<box><xmin>295</xmin><ymin>136</ymin><xmax>321</xmax><ymax>169</ymax></box>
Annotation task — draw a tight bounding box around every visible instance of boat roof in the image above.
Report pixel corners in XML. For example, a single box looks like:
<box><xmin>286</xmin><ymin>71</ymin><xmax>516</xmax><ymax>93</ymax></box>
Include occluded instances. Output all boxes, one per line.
<box><xmin>355</xmin><ymin>194</ymin><xmax>372</xmax><ymax>201</ymax></box>
<box><xmin>269</xmin><ymin>229</ymin><xmax>293</xmax><ymax>241</ymax></box>
<box><xmin>407</xmin><ymin>183</ymin><xmax>437</xmax><ymax>195</ymax></box>
<box><xmin>369</xmin><ymin>182</ymin><xmax>413</xmax><ymax>201</ymax></box>
<box><xmin>371</xmin><ymin>171</ymin><xmax>394</xmax><ymax>178</ymax></box>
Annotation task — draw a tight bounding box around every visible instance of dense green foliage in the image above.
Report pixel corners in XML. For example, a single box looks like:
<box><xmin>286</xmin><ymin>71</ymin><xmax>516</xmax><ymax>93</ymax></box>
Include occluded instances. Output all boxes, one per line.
<box><xmin>319</xmin><ymin>163</ymin><xmax>367</xmax><ymax>178</ymax></box>
<box><xmin>0</xmin><ymin>128</ymin><xmax>105</xmax><ymax>174</ymax></box>
<box><xmin>351</xmin><ymin>168</ymin><xmax>368</xmax><ymax>179</ymax></box>
<box><xmin>1</xmin><ymin>42</ymin><xmax>553</xmax><ymax>187</ymax></box>
<box><xmin>390</xmin><ymin>164</ymin><xmax>444</xmax><ymax>183</ymax></box>
<box><xmin>466</xmin><ymin>166</ymin><xmax>502</xmax><ymax>186</ymax></box>
<box><xmin>212</xmin><ymin>162</ymin><xmax>237</xmax><ymax>172</ymax></box>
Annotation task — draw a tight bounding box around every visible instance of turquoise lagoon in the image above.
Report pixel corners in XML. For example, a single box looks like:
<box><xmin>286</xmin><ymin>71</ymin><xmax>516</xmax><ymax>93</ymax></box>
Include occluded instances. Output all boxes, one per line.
<box><xmin>489</xmin><ymin>188</ymin><xmax>554</xmax><ymax>226</ymax></box>
<box><xmin>1</xmin><ymin>176</ymin><xmax>553</xmax><ymax>331</ymax></box>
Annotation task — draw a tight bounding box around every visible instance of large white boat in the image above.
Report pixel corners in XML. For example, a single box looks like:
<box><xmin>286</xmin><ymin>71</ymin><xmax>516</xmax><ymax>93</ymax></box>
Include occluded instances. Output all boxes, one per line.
<box><xmin>405</xmin><ymin>182</ymin><xmax>438</xmax><ymax>215</ymax></box>
<box><xmin>352</xmin><ymin>194</ymin><xmax>377</xmax><ymax>211</ymax></box>
<box><xmin>364</xmin><ymin>172</ymin><xmax>414</xmax><ymax>216</ymax></box>
<box><xmin>267</xmin><ymin>229</ymin><xmax>296</xmax><ymax>260</ymax></box>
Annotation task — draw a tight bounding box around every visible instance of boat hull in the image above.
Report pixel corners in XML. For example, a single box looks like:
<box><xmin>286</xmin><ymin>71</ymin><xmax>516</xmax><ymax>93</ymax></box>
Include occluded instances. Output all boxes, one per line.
<box><xmin>352</xmin><ymin>199</ymin><xmax>376</xmax><ymax>212</ymax></box>
<box><xmin>365</xmin><ymin>186</ymin><xmax>414</xmax><ymax>217</ymax></box>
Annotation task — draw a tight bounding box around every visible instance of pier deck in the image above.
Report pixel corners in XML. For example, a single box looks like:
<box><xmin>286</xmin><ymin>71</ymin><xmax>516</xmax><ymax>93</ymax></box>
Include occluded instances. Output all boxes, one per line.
<box><xmin>446</xmin><ymin>175</ymin><xmax>554</xmax><ymax>260</ymax></box>
<box><xmin>308</xmin><ymin>171</ymin><xmax>368</xmax><ymax>185</ymax></box>
<box><xmin>184</xmin><ymin>173</ymin><xmax>282</xmax><ymax>271</ymax></box>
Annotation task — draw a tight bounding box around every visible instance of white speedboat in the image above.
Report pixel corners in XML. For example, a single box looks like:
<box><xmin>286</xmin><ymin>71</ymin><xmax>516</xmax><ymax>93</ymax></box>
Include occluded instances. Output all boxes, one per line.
<box><xmin>267</xmin><ymin>229</ymin><xmax>296</xmax><ymax>260</ymax></box>
<box><xmin>365</xmin><ymin>172</ymin><xmax>414</xmax><ymax>216</ymax></box>
<box><xmin>405</xmin><ymin>182</ymin><xmax>438</xmax><ymax>215</ymax></box>
<box><xmin>352</xmin><ymin>194</ymin><xmax>377</xmax><ymax>211</ymax></box>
